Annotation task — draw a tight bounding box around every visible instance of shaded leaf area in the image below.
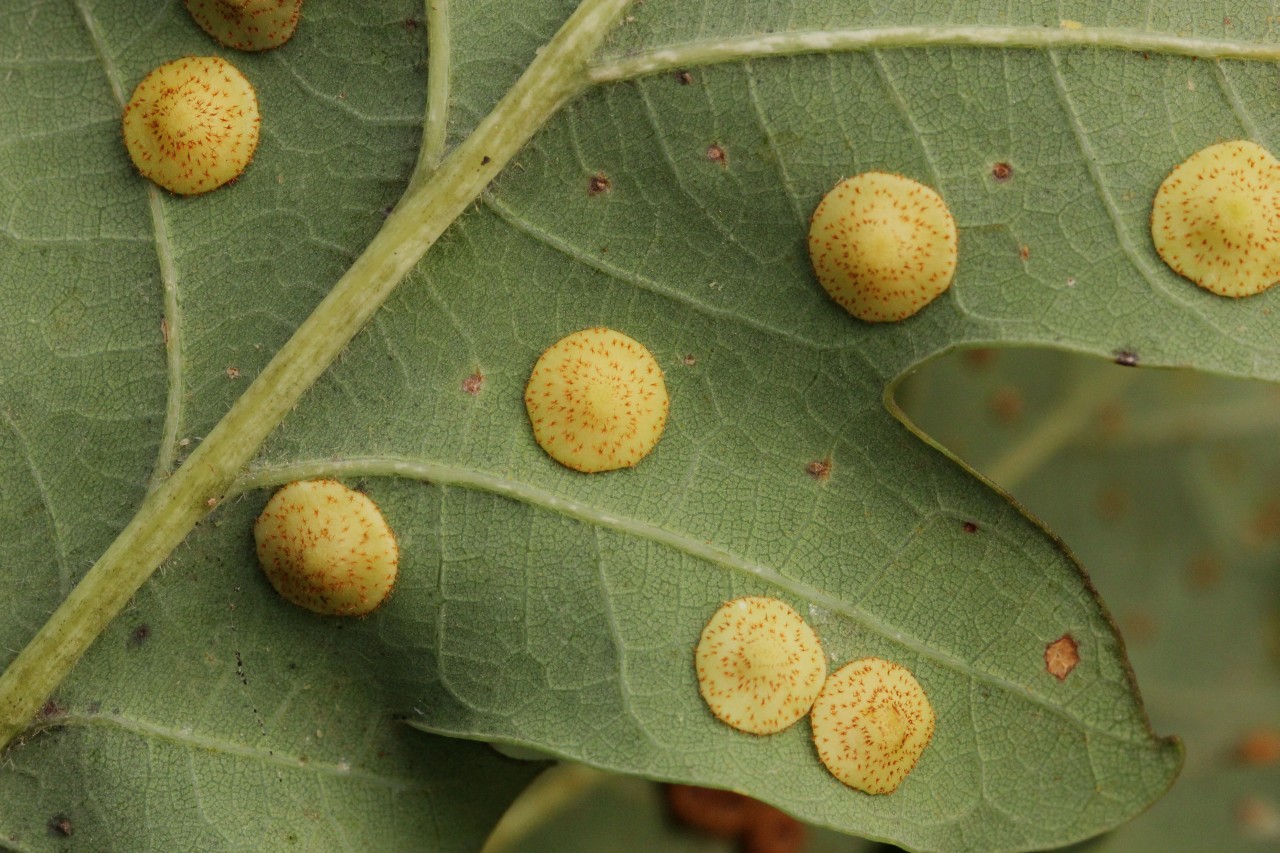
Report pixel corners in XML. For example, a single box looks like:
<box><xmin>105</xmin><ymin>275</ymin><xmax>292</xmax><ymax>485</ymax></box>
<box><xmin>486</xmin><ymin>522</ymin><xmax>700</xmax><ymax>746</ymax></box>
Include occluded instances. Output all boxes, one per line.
<box><xmin>899</xmin><ymin>348</ymin><xmax>1280</xmax><ymax>851</ymax></box>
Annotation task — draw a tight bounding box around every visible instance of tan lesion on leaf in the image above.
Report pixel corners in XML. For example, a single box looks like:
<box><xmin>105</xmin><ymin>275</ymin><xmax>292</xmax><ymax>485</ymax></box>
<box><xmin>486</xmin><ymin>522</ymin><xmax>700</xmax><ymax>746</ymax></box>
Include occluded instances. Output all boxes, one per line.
<box><xmin>1044</xmin><ymin>634</ymin><xmax>1080</xmax><ymax>681</ymax></box>
<box><xmin>805</xmin><ymin>458</ymin><xmax>831</xmax><ymax>481</ymax></box>
<box><xmin>988</xmin><ymin>386</ymin><xmax>1024</xmax><ymax>424</ymax></box>
<box><xmin>1236</xmin><ymin>727</ymin><xmax>1280</xmax><ymax>766</ymax></box>
<box><xmin>1186</xmin><ymin>552</ymin><xmax>1224</xmax><ymax>591</ymax></box>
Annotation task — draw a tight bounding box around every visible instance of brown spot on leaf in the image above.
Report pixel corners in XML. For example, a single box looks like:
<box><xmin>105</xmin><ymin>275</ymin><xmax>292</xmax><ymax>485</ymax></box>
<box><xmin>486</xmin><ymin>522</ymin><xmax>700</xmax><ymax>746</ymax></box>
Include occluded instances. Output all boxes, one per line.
<box><xmin>1095</xmin><ymin>402</ymin><xmax>1127</xmax><ymax>439</ymax></box>
<box><xmin>1121</xmin><ymin>609</ymin><xmax>1156</xmax><ymax>646</ymax></box>
<box><xmin>1018</xmin><ymin>244</ymin><xmax>1031</xmax><ymax>262</ymax></box>
<box><xmin>1044</xmin><ymin>634</ymin><xmax>1079</xmax><ymax>681</ymax></box>
<box><xmin>706</xmin><ymin>143</ymin><xmax>727</xmax><ymax>166</ymax></box>
<box><xmin>805</xmin><ymin>459</ymin><xmax>831</xmax><ymax>481</ymax></box>
<box><xmin>963</xmin><ymin>348</ymin><xmax>996</xmax><ymax>369</ymax></box>
<box><xmin>1114</xmin><ymin>350</ymin><xmax>1140</xmax><ymax>367</ymax></box>
<box><xmin>588</xmin><ymin>173</ymin><xmax>611</xmax><ymax>195</ymax></box>
<box><xmin>1096</xmin><ymin>487</ymin><xmax>1130</xmax><ymax>522</ymax></box>
<box><xmin>462</xmin><ymin>372</ymin><xmax>484</xmax><ymax>395</ymax></box>
<box><xmin>1213</xmin><ymin>450</ymin><xmax>1245</xmax><ymax>482</ymax></box>
<box><xmin>130</xmin><ymin>624</ymin><xmax>151</xmax><ymax>647</ymax></box>
<box><xmin>991</xmin><ymin>161</ymin><xmax>1013</xmax><ymax>182</ymax></box>
<box><xmin>682</xmin><ymin>353</ymin><xmax>696</xmax><ymax>366</ymax></box>
<box><xmin>1186</xmin><ymin>553</ymin><xmax>1224</xmax><ymax>590</ymax></box>
<box><xmin>38</xmin><ymin>700</ymin><xmax>66</xmax><ymax>721</ymax></box>
<box><xmin>1250</xmin><ymin>496</ymin><xmax>1280</xmax><ymax>543</ymax></box>
<box><xmin>48</xmin><ymin>816</ymin><xmax>72</xmax><ymax>838</ymax></box>
<box><xmin>675</xmin><ymin>69</ymin><xmax>693</xmax><ymax>85</ymax></box>
<box><xmin>226</xmin><ymin>366</ymin><xmax>241</xmax><ymax>379</ymax></box>
<box><xmin>1237</xmin><ymin>795</ymin><xmax>1280</xmax><ymax>840</ymax></box>
<box><xmin>1237</xmin><ymin>728</ymin><xmax>1280</xmax><ymax>765</ymax></box>
<box><xmin>988</xmin><ymin>386</ymin><xmax>1024</xmax><ymax>424</ymax></box>
<box><xmin>962</xmin><ymin>520</ymin><xmax>979</xmax><ymax>534</ymax></box>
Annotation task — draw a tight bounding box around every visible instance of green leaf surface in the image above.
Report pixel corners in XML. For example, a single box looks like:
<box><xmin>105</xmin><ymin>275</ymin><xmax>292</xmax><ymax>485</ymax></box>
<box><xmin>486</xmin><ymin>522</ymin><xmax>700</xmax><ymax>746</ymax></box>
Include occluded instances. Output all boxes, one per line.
<box><xmin>899</xmin><ymin>348</ymin><xmax>1280</xmax><ymax>852</ymax></box>
<box><xmin>16</xmin><ymin>0</ymin><xmax>1280</xmax><ymax>849</ymax></box>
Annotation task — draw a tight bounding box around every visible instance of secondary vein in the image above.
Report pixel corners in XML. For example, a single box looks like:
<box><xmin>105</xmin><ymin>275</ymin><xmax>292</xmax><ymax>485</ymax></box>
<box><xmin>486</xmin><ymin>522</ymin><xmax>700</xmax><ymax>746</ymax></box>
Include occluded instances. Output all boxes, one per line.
<box><xmin>587</xmin><ymin>25</ymin><xmax>1280</xmax><ymax>84</ymax></box>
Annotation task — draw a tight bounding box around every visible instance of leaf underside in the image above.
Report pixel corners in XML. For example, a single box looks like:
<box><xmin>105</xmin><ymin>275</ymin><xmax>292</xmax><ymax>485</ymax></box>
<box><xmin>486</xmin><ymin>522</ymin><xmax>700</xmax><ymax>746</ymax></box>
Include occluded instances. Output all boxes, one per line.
<box><xmin>15</xmin><ymin>0</ymin><xmax>1280</xmax><ymax>850</ymax></box>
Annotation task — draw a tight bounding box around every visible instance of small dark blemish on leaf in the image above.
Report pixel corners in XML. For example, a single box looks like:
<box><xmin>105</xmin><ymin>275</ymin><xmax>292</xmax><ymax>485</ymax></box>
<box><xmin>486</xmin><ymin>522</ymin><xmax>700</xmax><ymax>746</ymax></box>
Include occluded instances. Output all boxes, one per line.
<box><xmin>588</xmin><ymin>173</ymin><xmax>612</xmax><ymax>195</ymax></box>
<box><xmin>1235</xmin><ymin>796</ymin><xmax>1280</xmax><ymax>839</ymax></box>
<box><xmin>988</xmin><ymin>387</ymin><xmax>1024</xmax><ymax>424</ymax></box>
<box><xmin>462</xmin><ymin>372</ymin><xmax>484</xmax><ymax>395</ymax></box>
<box><xmin>1095</xmin><ymin>402</ymin><xmax>1126</xmax><ymax>439</ymax></box>
<box><xmin>682</xmin><ymin>353</ymin><xmax>696</xmax><ymax>366</ymax></box>
<box><xmin>1018</xmin><ymin>244</ymin><xmax>1030</xmax><ymax>262</ymax></box>
<box><xmin>1044</xmin><ymin>634</ymin><xmax>1079</xmax><ymax>681</ymax></box>
<box><xmin>675</xmin><ymin>69</ymin><xmax>693</xmax><ymax>85</ymax></box>
<box><xmin>962</xmin><ymin>521</ymin><xmax>979</xmax><ymax>534</ymax></box>
<box><xmin>1096</xmin><ymin>487</ymin><xmax>1130</xmax><ymax>522</ymax></box>
<box><xmin>1114</xmin><ymin>350</ymin><xmax>1139</xmax><ymax>367</ymax></box>
<box><xmin>48</xmin><ymin>816</ymin><xmax>72</xmax><ymax>838</ymax></box>
<box><xmin>991</xmin><ymin>161</ymin><xmax>1013</xmax><ymax>182</ymax></box>
<box><xmin>129</xmin><ymin>624</ymin><xmax>151</xmax><ymax>648</ymax></box>
<box><xmin>39</xmin><ymin>700</ymin><xmax>66</xmax><ymax>721</ymax></box>
<box><xmin>481</xmin><ymin>156</ymin><xmax>492</xmax><ymax>166</ymax></box>
<box><xmin>963</xmin><ymin>348</ymin><xmax>996</xmax><ymax>369</ymax></box>
<box><xmin>1236</xmin><ymin>728</ymin><xmax>1280</xmax><ymax>765</ymax></box>
<box><xmin>402</xmin><ymin>18</ymin><xmax>421</xmax><ymax>31</ymax></box>
<box><xmin>706</xmin><ymin>143</ymin><xmax>727</xmax><ymax>166</ymax></box>
<box><xmin>1122</xmin><ymin>609</ymin><xmax>1156</xmax><ymax>645</ymax></box>
<box><xmin>806</xmin><ymin>459</ymin><xmax>832</xmax><ymax>481</ymax></box>
<box><xmin>1250</xmin><ymin>498</ymin><xmax>1280</xmax><ymax>549</ymax></box>
<box><xmin>1187</xmin><ymin>553</ymin><xmax>1224</xmax><ymax>590</ymax></box>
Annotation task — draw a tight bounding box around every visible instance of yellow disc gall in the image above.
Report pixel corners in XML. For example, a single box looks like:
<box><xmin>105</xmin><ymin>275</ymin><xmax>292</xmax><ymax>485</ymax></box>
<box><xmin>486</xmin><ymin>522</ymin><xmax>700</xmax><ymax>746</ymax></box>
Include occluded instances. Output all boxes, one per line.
<box><xmin>185</xmin><ymin>0</ymin><xmax>303</xmax><ymax>51</ymax></box>
<box><xmin>524</xmin><ymin>327</ymin><xmax>669</xmax><ymax>473</ymax></box>
<box><xmin>121</xmin><ymin>56</ymin><xmax>260</xmax><ymax>196</ymax></box>
<box><xmin>810</xmin><ymin>657</ymin><xmax>935</xmax><ymax>794</ymax></box>
<box><xmin>695</xmin><ymin>597</ymin><xmax>827</xmax><ymax>735</ymax></box>
<box><xmin>1151</xmin><ymin>140</ymin><xmax>1280</xmax><ymax>298</ymax></box>
<box><xmin>253</xmin><ymin>480</ymin><xmax>399</xmax><ymax>616</ymax></box>
<box><xmin>808</xmin><ymin>172</ymin><xmax>958</xmax><ymax>322</ymax></box>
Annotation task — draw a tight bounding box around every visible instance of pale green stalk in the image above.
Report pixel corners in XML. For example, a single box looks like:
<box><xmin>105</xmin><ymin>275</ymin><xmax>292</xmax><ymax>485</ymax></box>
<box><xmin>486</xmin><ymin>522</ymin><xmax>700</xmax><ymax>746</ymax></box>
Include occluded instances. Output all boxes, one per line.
<box><xmin>410</xmin><ymin>0</ymin><xmax>453</xmax><ymax>186</ymax></box>
<box><xmin>586</xmin><ymin>24</ymin><xmax>1280</xmax><ymax>84</ymax></box>
<box><xmin>0</xmin><ymin>0</ymin><xmax>634</xmax><ymax>752</ymax></box>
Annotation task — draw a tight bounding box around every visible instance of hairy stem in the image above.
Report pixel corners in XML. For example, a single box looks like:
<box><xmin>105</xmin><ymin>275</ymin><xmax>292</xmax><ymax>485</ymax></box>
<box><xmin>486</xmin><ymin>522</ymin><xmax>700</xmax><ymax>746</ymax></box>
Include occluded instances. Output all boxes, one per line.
<box><xmin>0</xmin><ymin>0</ymin><xmax>634</xmax><ymax>752</ymax></box>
